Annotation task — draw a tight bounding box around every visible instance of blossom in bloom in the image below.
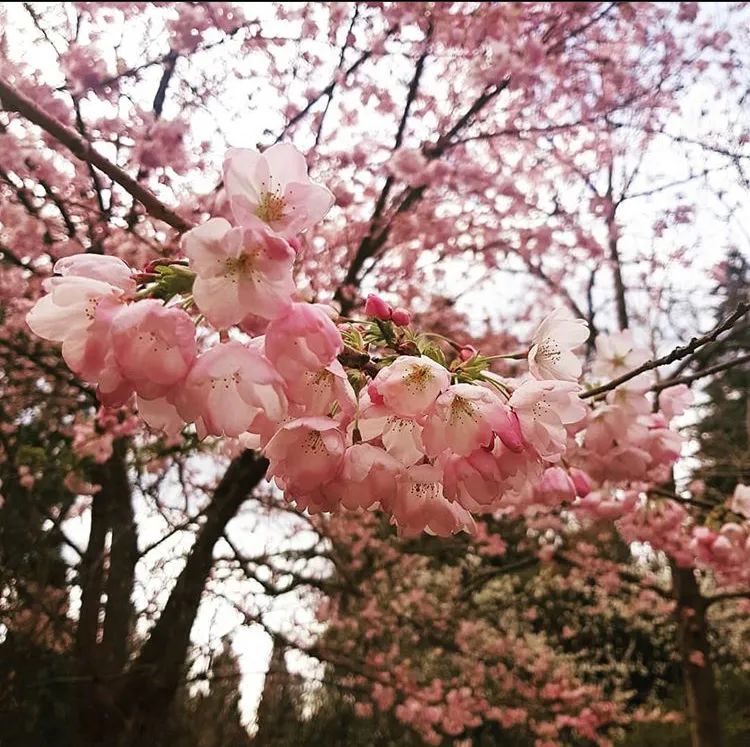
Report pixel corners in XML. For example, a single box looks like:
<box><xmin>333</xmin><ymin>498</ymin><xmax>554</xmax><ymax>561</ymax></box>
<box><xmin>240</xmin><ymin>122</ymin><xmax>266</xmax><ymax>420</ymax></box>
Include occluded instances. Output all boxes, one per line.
<box><xmin>176</xmin><ymin>341</ymin><xmax>286</xmax><ymax>438</ymax></box>
<box><xmin>181</xmin><ymin>218</ymin><xmax>295</xmax><ymax>328</ymax></box>
<box><xmin>528</xmin><ymin>308</ymin><xmax>588</xmax><ymax>381</ymax></box>
<box><xmin>509</xmin><ymin>380</ymin><xmax>587</xmax><ymax>460</ymax></box>
<box><xmin>730</xmin><ymin>484</ymin><xmax>750</xmax><ymax>519</ymax></box>
<box><xmin>390</xmin><ymin>464</ymin><xmax>476</xmax><ymax>537</ymax></box>
<box><xmin>592</xmin><ymin>329</ymin><xmax>649</xmax><ymax>379</ymax></box>
<box><xmin>26</xmin><ymin>254</ymin><xmax>134</xmax><ymax>381</ymax></box>
<box><xmin>369</xmin><ymin>355</ymin><xmax>451</xmax><ymax>418</ymax></box>
<box><xmin>265</xmin><ymin>302</ymin><xmax>343</xmax><ymax>381</ymax></box>
<box><xmin>223</xmin><ymin>143</ymin><xmax>334</xmax><ymax>236</ymax></box>
<box><xmin>605</xmin><ymin>373</ymin><xmax>652</xmax><ymax>415</ymax></box>
<box><xmin>284</xmin><ymin>359</ymin><xmax>356</xmax><ymax>421</ymax></box>
<box><xmin>137</xmin><ymin>395</ymin><xmax>185</xmax><ymax>435</ymax></box>
<box><xmin>534</xmin><ymin>466</ymin><xmax>576</xmax><ymax>506</ymax></box>
<box><xmin>421</xmin><ymin>383</ymin><xmax>511</xmax><ymax>457</ymax></box>
<box><xmin>265</xmin><ymin>416</ymin><xmax>345</xmax><ymax>495</ymax></box>
<box><xmin>332</xmin><ymin>443</ymin><xmax>403</xmax><ymax>511</ymax></box>
<box><xmin>357</xmin><ymin>392</ymin><xmax>426</xmax><ymax>466</ymax></box>
<box><xmin>441</xmin><ymin>449</ymin><xmax>506</xmax><ymax>510</ymax></box>
<box><xmin>111</xmin><ymin>299</ymin><xmax>196</xmax><ymax>399</ymax></box>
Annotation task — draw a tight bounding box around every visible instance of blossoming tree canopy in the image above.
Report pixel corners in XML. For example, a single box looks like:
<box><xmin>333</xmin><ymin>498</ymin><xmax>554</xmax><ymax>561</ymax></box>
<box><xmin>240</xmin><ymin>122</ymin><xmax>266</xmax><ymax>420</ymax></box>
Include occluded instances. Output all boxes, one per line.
<box><xmin>25</xmin><ymin>143</ymin><xmax>702</xmax><ymax>538</ymax></box>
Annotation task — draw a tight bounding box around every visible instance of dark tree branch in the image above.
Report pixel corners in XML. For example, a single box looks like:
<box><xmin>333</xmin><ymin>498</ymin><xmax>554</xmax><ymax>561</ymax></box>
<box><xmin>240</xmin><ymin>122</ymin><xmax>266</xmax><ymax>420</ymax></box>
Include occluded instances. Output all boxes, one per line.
<box><xmin>0</xmin><ymin>76</ymin><xmax>194</xmax><ymax>233</ymax></box>
<box><xmin>582</xmin><ymin>303</ymin><xmax>750</xmax><ymax>399</ymax></box>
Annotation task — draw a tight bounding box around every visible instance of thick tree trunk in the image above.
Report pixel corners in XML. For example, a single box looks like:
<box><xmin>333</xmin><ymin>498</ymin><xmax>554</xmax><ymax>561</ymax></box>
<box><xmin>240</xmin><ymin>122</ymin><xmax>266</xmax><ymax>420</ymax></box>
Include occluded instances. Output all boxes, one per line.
<box><xmin>672</xmin><ymin>565</ymin><xmax>723</xmax><ymax>747</ymax></box>
<box><xmin>114</xmin><ymin>450</ymin><xmax>268</xmax><ymax>746</ymax></box>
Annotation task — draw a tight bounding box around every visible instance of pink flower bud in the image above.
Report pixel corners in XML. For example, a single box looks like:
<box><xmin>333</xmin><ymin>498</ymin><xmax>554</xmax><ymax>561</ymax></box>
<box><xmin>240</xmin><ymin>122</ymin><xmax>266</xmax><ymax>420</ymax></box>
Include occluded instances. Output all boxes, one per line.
<box><xmin>494</xmin><ymin>408</ymin><xmax>525</xmax><ymax>453</ymax></box>
<box><xmin>365</xmin><ymin>294</ymin><xmax>392</xmax><ymax>320</ymax></box>
<box><xmin>569</xmin><ymin>468</ymin><xmax>593</xmax><ymax>497</ymax></box>
<box><xmin>459</xmin><ymin>346</ymin><xmax>477</xmax><ymax>361</ymax></box>
<box><xmin>391</xmin><ymin>307</ymin><xmax>411</xmax><ymax>326</ymax></box>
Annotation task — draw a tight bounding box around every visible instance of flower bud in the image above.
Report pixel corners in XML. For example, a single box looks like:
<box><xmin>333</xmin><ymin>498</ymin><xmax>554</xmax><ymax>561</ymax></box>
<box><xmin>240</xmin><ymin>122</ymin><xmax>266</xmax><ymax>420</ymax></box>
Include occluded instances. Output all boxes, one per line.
<box><xmin>391</xmin><ymin>307</ymin><xmax>411</xmax><ymax>326</ymax></box>
<box><xmin>365</xmin><ymin>294</ymin><xmax>392</xmax><ymax>320</ymax></box>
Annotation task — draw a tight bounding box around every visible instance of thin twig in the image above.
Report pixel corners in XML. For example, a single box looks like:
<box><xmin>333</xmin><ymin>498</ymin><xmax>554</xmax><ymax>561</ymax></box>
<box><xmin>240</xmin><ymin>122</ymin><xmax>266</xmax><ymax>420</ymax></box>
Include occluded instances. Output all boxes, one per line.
<box><xmin>0</xmin><ymin>77</ymin><xmax>194</xmax><ymax>233</ymax></box>
<box><xmin>581</xmin><ymin>304</ymin><xmax>750</xmax><ymax>399</ymax></box>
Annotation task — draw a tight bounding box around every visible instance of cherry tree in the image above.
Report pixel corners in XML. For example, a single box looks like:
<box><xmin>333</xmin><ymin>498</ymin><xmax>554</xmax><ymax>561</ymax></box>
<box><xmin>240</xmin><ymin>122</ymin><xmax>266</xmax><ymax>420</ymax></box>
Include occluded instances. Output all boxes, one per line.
<box><xmin>0</xmin><ymin>3</ymin><xmax>748</xmax><ymax>746</ymax></box>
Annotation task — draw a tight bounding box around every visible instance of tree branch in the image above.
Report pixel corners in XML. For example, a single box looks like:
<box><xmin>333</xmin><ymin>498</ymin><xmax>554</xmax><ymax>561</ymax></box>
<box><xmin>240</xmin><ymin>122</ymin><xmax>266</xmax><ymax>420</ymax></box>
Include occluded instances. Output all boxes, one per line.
<box><xmin>582</xmin><ymin>303</ymin><xmax>750</xmax><ymax>399</ymax></box>
<box><xmin>0</xmin><ymin>76</ymin><xmax>194</xmax><ymax>233</ymax></box>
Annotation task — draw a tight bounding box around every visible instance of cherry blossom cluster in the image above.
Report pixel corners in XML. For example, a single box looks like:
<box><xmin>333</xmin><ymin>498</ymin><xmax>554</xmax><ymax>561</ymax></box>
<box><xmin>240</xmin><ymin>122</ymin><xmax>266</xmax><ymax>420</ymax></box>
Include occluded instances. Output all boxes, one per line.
<box><xmin>25</xmin><ymin>144</ymin><xmax>693</xmax><ymax>537</ymax></box>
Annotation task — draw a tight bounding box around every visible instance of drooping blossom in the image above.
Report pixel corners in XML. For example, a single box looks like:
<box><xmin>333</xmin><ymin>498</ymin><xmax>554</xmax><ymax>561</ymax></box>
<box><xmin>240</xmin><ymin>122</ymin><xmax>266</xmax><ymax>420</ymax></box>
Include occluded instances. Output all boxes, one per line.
<box><xmin>509</xmin><ymin>380</ymin><xmax>587</xmax><ymax>461</ymax></box>
<box><xmin>390</xmin><ymin>464</ymin><xmax>476</xmax><ymax>537</ymax></box>
<box><xmin>181</xmin><ymin>218</ymin><xmax>295</xmax><ymax>328</ymax></box>
<box><xmin>110</xmin><ymin>299</ymin><xmax>196</xmax><ymax>399</ymax></box>
<box><xmin>26</xmin><ymin>254</ymin><xmax>134</xmax><ymax>381</ymax></box>
<box><xmin>534</xmin><ymin>466</ymin><xmax>576</xmax><ymax>506</ymax></box>
<box><xmin>421</xmin><ymin>383</ymin><xmax>512</xmax><ymax>457</ymax></box>
<box><xmin>176</xmin><ymin>341</ymin><xmax>287</xmax><ymax>438</ymax></box>
<box><xmin>332</xmin><ymin>443</ymin><xmax>403</xmax><ymax>511</ymax></box>
<box><xmin>528</xmin><ymin>308</ymin><xmax>588</xmax><ymax>381</ymax></box>
<box><xmin>223</xmin><ymin>143</ymin><xmax>334</xmax><ymax>236</ymax></box>
<box><xmin>265</xmin><ymin>416</ymin><xmax>346</xmax><ymax>496</ymax></box>
<box><xmin>283</xmin><ymin>359</ymin><xmax>356</xmax><ymax>422</ymax></box>
<box><xmin>368</xmin><ymin>355</ymin><xmax>451</xmax><ymax>418</ymax></box>
<box><xmin>264</xmin><ymin>302</ymin><xmax>343</xmax><ymax>381</ymax></box>
<box><xmin>357</xmin><ymin>392</ymin><xmax>426</xmax><ymax>466</ymax></box>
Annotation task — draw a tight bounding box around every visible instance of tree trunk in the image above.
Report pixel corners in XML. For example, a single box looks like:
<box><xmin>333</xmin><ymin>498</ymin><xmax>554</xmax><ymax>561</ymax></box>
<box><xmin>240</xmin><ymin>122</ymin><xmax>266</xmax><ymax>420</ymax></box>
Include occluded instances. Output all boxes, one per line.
<box><xmin>115</xmin><ymin>450</ymin><xmax>268</xmax><ymax>746</ymax></box>
<box><xmin>672</xmin><ymin>565</ymin><xmax>723</xmax><ymax>747</ymax></box>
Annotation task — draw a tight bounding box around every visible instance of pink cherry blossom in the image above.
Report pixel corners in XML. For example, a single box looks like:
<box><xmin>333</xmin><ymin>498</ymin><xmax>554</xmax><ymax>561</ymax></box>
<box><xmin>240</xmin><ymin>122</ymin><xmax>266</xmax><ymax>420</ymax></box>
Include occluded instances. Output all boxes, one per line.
<box><xmin>357</xmin><ymin>391</ymin><xmax>426</xmax><ymax>466</ymax></box>
<box><xmin>25</xmin><ymin>255</ymin><xmax>135</xmax><ymax>372</ymax></box>
<box><xmin>136</xmin><ymin>394</ymin><xmax>185</xmax><ymax>435</ymax></box>
<box><xmin>111</xmin><ymin>299</ymin><xmax>196</xmax><ymax>399</ymax></box>
<box><xmin>181</xmin><ymin>218</ymin><xmax>295</xmax><ymax>328</ymax></box>
<box><xmin>421</xmin><ymin>383</ymin><xmax>508</xmax><ymax>457</ymax></box>
<box><xmin>265</xmin><ymin>302</ymin><xmax>343</xmax><ymax>381</ymax></box>
<box><xmin>535</xmin><ymin>466</ymin><xmax>576</xmax><ymax>506</ymax></box>
<box><xmin>659</xmin><ymin>383</ymin><xmax>693</xmax><ymax>419</ymax></box>
<box><xmin>592</xmin><ymin>329</ymin><xmax>650</xmax><ymax>379</ymax></box>
<box><xmin>176</xmin><ymin>341</ymin><xmax>286</xmax><ymax>438</ymax></box>
<box><xmin>334</xmin><ymin>443</ymin><xmax>403</xmax><ymax>511</ymax></box>
<box><xmin>509</xmin><ymin>380</ymin><xmax>587</xmax><ymax>461</ymax></box>
<box><xmin>284</xmin><ymin>359</ymin><xmax>356</xmax><ymax>421</ymax></box>
<box><xmin>390</xmin><ymin>464</ymin><xmax>477</xmax><ymax>537</ymax></box>
<box><xmin>528</xmin><ymin>308</ymin><xmax>589</xmax><ymax>382</ymax></box>
<box><xmin>369</xmin><ymin>355</ymin><xmax>451</xmax><ymax>418</ymax></box>
<box><xmin>54</xmin><ymin>253</ymin><xmax>136</xmax><ymax>292</ymax></box>
<box><xmin>223</xmin><ymin>143</ymin><xmax>334</xmax><ymax>236</ymax></box>
<box><xmin>441</xmin><ymin>449</ymin><xmax>505</xmax><ymax>510</ymax></box>
<box><xmin>265</xmin><ymin>416</ymin><xmax>346</xmax><ymax>495</ymax></box>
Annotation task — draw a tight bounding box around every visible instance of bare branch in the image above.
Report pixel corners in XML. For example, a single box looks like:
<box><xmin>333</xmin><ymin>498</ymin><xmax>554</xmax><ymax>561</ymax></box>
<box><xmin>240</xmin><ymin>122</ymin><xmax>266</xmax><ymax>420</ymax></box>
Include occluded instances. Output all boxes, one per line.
<box><xmin>582</xmin><ymin>303</ymin><xmax>750</xmax><ymax>399</ymax></box>
<box><xmin>0</xmin><ymin>76</ymin><xmax>194</xmax><ymax>233</ymax></box>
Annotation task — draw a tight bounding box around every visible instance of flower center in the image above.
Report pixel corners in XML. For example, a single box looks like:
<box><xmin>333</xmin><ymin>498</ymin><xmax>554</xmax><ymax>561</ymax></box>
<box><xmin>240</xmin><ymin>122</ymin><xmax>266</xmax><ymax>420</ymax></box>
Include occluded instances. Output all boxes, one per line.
<box><xmin>302</xmin><ymin>430</ymin><xmax>328</xmax><ymax>455</ymax></box>
<box><xmin>448</xmin><ymin>396</ymin><xmax>478</xmax><ymax>425</ymax></box>
<box><xmin>538</xmin><ymin>337</ymin><xmax>561</xmax><ymax>363</ymax></box>
<box><xmin>403</xmin><ymin>364</ymin><xmax>433</xmax><ymax>393</ymax></box>
<box><xmin>257</xmin><ymin>190</ymin><xmax>286</xmax><ymax>223</ymax></box>
<box><xmin>224</xmin><ymin>253</ymin><xmax>259</xmax><ymax>281</ymax></box>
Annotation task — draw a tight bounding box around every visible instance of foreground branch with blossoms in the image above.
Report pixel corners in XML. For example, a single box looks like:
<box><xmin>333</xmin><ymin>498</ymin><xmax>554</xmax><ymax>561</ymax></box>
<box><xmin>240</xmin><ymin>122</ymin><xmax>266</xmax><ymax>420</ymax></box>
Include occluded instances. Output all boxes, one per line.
<box><xmin>26</xmin><ymin>142</ymin><xmax>725</xmax><ymax>539</ymax></box>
